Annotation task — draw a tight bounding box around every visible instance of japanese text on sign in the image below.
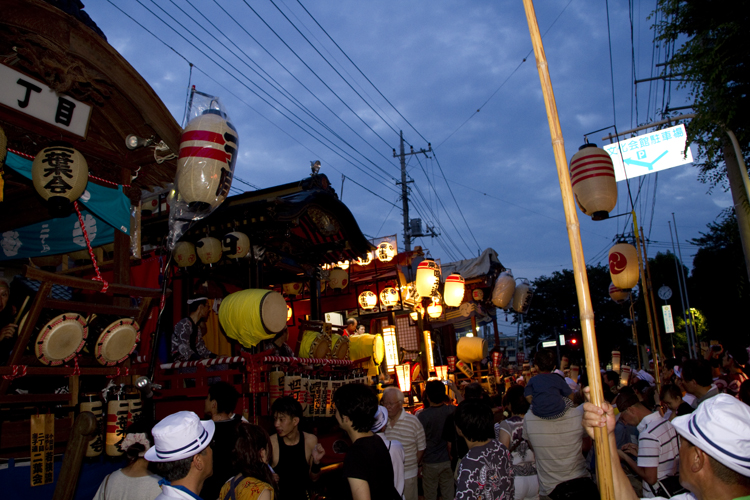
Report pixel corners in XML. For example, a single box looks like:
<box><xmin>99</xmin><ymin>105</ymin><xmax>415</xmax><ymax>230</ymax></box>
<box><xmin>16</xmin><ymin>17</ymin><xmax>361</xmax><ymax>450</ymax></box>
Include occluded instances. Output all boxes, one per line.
<box><xmin>604</xmin><ymin>124</ymin><xmax>693</xmax><ymax>182</ymax></box>
<box><xmin>662</xmin><ymin>305</ymin><xmax>675</xmax><ymax>334</ymax></box>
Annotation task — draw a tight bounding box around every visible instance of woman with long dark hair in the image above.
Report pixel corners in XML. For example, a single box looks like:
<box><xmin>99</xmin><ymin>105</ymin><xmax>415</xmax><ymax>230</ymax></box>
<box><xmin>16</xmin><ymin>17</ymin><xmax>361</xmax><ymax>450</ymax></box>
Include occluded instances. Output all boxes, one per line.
<box><xmin>219</xmin><ymin>423</ymin><xmax>277</xmax><ymax>500</ymax></box>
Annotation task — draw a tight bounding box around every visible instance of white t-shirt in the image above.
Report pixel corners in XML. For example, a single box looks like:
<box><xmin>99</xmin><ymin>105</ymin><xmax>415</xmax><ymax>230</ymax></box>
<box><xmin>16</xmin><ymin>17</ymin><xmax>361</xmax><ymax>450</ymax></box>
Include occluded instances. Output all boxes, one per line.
<box><xmin>378</xmin><ymin>433</ymin><xmax>406</xmax><ymax>499</ymax></box>
<box><xmin>636</xmin><ymin>412</ymin><xmax>680</xmax><ymax>497</ymax></box>
<box><xmin>94</xmin><ymin>469</ymin><xmax>162</xmax><ymax>500</ymax></box>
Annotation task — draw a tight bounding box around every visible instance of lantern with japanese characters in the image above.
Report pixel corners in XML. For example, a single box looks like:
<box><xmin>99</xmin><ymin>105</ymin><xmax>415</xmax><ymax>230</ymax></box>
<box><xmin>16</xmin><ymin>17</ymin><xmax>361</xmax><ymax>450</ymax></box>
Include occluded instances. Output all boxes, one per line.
<box><xmin>358</xmin><ymin>291</ymin><xmax>378</xmax><ymax>311</ymax></box>
<box><xmin>416</xmin><ymin>259</ymin><xmax>441</xmax><ymax>297</ymax></box>
<box><xmin>175</xmin><ymin>111</ymin><xmax>238</xmax><ymax>212</ymax></box>
<box><xmin>222</xmin><ymin>231</ymin><xmax>249</xmax><ymax>259</ymax></box>
<box><xmin>569</xmin><ymin>143</ymin><xmax>617</xmax><ymax>221</ymax></box>
<box><xmin>609</xmin><ymin>282</ymin><xmax>629</xmax><ymax>304</ymax></box>
<box><xmin>608</xmin><ymin>242</ymin><xmax>639</xmax><ymax>290</ymax></box>
<box><xmin>492</xmin><ymin>270</ymin><xmax>516</xmax><ymax>308</ymax></box>
<box><xmin>32</xmin><ymin>142</ymin><xmax>89</xmax><ymax>212</ymax></box>
<box><xmin>380</xmin><ymin>287</ymin><xmax>400</xmax><ymax>308</ymax></box>
<box><xmin>512</xmin><ymin>279</ymin><xmax>534</xmax><ymax>314</ymax></box>
<box><xmin>174</xmin><ymin>241</ymin><xmax>197</xmax><ymax>268</ymax></box>
<box><xmin>356</xmin><ymin>252</ymin><xmax>372</xmax><ymax>266</ymax></box>
<box><xmin>444</xmin><ymin>274</ymin><xmax>465</xmax><ymax>307</ymax></box>
<box><xmin>376</xmin><ymin>241</ymin><xmax>396</xmax><ymax>262</ymax></box>
<box><xmin>328</xmin><ymin>268</ymin><xmax>349</xmax><ymax>290</ymax></box>
<box><xmin>196</xmin><ymin>237</ymin><xmax>222</xmax><ymax>264</ymax></box>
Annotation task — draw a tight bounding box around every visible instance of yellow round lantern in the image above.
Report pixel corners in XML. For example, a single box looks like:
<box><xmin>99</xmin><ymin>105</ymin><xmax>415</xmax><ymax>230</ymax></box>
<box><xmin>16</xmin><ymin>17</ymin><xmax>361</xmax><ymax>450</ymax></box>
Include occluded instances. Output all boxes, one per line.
<box><xmin>427</xmin><ymin>294</ymin><xmax>443</xmax><ymax>319</ymax></box>
<box><xmin>31</xmin><ymin>142</ymin><xmax>89</xmax><ymax>212</ymax></box>
<box><xmin>376</xmin><ymin>242</ymin><xmax>396</xmax><ymax>262</ymax></box>
<box><xmin>176</xmin><ymin>111</ymin><xmax>238</xmax><ymax>211</ymax></box>
<box><xmin>222</xmin><ymin>231</ymin><xmax>249</xmax><ymax>259</ymax></box>
<box><xmin>174</xmin><ymin>241</ymin><xmax>197</xmax><ymax>267</ymax></box>
<box><xmin>356</xmin><ymin>252</ymin><xmax>373</xmax><ymax>266</ymax></box>
<box><xmin>196</xmin><ymin>237</ymin><xmax>222</xmax><ymax>264</ymax></box>
<box><xmin>287</xmin><ymin>304</ymin><xmax>293</xmax><ymax>322</ymax></box>
<box><xmin>444</xmin><ymin>273</ymin><xmax>465</xmax><ymax>307</ymax></box>
<box><xmin>283</xmin><ymin>282</ymin><xmax>303</xmax><ymax>296</ymax></box>
<box><xmin>512</xmin><ymin>279</ymin><xmax>534</xmax><ymax>314</ymax></box>
<box><xmin>608</xmin><ymin>242</ymin><xmax>639</xmax><ymax>290</ymax></box>
<box><xmin>358</xmin><ymin>291</ymin><xmax>378</xmax><ymax>311</ymax></box>
<box><xmin>569</xmin><ymin>143</ymin><xmax>617</xmax><ymax>221</ymax></box>
<box><xmin>380</xmin><ymin>287</ymin><xmax>400</xmax><ymax>308</ymax></box>
<box><xmin>328</xmin><ymin>267</ymin><xmax>349</xmax><ymax>290</ymax></box>
<box><xmin>472</xmin><ymin>289</ymin><xmax>484</xmax><ymax>302</ymax></box>
<box><xmin>416</xmin><ymin>259</ymin><xmax>441</xmax><ymax>297</ymax></box>
<box><xmin>609</xmin><ymin>282</ymin><xmax>629</xmax><ymax>304</ymax></box>
<box><xmin>492</xmin><ymin>270</ymin><xmax>515</xmax><ymax>308</ymax></box>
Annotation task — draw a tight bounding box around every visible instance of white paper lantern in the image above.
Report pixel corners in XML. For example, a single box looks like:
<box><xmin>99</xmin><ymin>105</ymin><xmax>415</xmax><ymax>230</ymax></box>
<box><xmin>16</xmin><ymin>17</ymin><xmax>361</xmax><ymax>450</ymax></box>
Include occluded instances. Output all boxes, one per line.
<box><xmin>328</xmin><ymin>268</ymin><xmax>349</xmax><ymax>290</ymax></box>
<box><xmin>416</xmin><ymin>259</ymin><xmax>441</xmax><ymax>297</ymax></box>
<box><xmin>358</xmin><ymin>291</ymin><xmax>378</xmax><ymax>310</ymax></box>
<box><xmin>383</xmin><ymin>326</ymin><xmax>399</xmax><ymax>369</ymax></box>
<box><xmin>427</xmin><ymin>293</ymin><xmax>443</xmax><ymax>319</ymax></box>
<box><xmin>196</xmin><ymin>237</ymin><xmax>222</xmax><ymax>264</ymax></box>
<box><xmin>569</xmin><ymin>143</ymin><xmax>617</xmax><ymax>220</ymax></box>
<box><xmin>32</xmin><ymin>142</ymin><xmax>89</xmax><ymax>212</ymax></box>
<box><xmin>472</xmin><ymin>289</ymin><xmax>484</xmax><ymax>302</ymax></box>
<box><xmin>608</xmin><ymin>243</ymin><xmax>639</xmax><ymax>290</ymax></box>
<box><xmin>174</xmin><ymin>241</ymin><xmax>196</xmax><ymax>268</ymax></box>
<box><xmin>492</xmin><ymin>270</ymin><xmax>516</xmax><ymax>308</ymax></box>
<box><xmin>376</xmin><ymin>242</ymin><xmax>396</xmax><ymax>262</ymax></box>
<box><xmin>609</xmin><ymin>282</ymin><xmax>629</xmax><ymax>304</ymax></box>
<box><xmin>222</xmin><ymin>231</ymin><xmax>249</xmax><ymax>258</ymax></box>
<box><xmin>380</xmin><ymin>287</ymin><xmax>400</xmax><ymax>307</ymax></box>
<box><xmin>283</xmin><ymin>283</ymin><xmax>303</xmax><ymax>296</ymax></box>
<box><xmin>444</xmin><ymin>273</ymin><xmax>465</xmax><ymax>307</ymax></box>
<box><xmin>512</xmin><ymin>279</ymin><xmax>534</xmax><ymax>314</ymax></box>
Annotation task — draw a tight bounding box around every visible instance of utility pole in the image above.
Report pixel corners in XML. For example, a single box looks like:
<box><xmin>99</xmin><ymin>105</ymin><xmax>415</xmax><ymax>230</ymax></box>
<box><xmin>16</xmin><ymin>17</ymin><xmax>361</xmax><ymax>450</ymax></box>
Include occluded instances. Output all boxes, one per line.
<box><xmin>393</xmin><ymin>131</ymin><xmax>432</xmax><ymax>252</ymax></box>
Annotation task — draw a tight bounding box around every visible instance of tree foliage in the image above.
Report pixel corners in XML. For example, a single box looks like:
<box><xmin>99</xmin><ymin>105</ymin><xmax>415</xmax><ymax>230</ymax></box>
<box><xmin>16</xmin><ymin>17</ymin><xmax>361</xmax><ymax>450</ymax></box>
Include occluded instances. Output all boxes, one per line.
<box><xmin>654</xmin><ymin>0</ymin><xmax>750</xmax><ymax>186</ymax></box>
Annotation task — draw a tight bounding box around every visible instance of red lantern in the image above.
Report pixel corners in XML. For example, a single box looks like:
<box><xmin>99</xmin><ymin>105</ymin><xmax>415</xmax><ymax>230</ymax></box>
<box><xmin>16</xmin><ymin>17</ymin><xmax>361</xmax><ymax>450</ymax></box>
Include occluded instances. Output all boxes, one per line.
<box><xmin>569</xmin><ymin>143</ymin><xmax>617</xmax><ymax>221</ymax></box>
<box><xmin>608</xmin><ymin>243</ymin><xmax>639</xmax><ymax>290</ymax></box>
<box><xmin>608</xmin><ymin>282</ymin><xmax>629</xmax><ymax>304</ymax></box>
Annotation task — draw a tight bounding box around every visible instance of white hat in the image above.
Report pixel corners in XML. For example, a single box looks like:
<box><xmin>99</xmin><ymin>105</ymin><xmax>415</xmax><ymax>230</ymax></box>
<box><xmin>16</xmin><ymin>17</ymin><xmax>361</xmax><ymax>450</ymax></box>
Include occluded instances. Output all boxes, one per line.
<box><xmin>371</xmin><ymin>405</ymin><xmax>388</xmax><ymax>432</ymax></box>
<box><xmin>671</xmin><ymin>394</ymin><xmax>750</xmax><ymax>477</ymax></box>
<box><xmin>636</xmin><ymin>370</ymin><xmax>655</xmax><ymax>385</ymax></box>
<box><xmin>144</xmin><ymin>411</ymin><xmax>215</xmax><ymax>463</ymax></box>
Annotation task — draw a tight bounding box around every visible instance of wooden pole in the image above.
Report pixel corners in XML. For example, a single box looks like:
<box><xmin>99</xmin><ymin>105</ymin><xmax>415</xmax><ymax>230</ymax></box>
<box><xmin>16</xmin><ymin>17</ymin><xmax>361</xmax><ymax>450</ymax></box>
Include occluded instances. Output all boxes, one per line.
<box><xmin>633</xmin><ymin>212</ymin><xmax>661</xmax><ymax>392</ymax></box>
<box><xmin>52</xmin><ymin>412</ymin><xmax>97</xmax><ymax>500</ymax></box>
<box><xmin>521</xmin><ymin>1</ymin><xmax>615</xmax><ymax>498</ymax></box>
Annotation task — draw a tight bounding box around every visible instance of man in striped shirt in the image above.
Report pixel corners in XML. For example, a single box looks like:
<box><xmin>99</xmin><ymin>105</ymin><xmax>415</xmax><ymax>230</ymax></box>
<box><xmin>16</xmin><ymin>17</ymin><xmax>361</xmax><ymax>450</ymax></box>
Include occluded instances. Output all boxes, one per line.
<box><xmin>616</xmin><ymin>392</ymin><xmax>680</xmax><ymax>497</ymax></box>
<box><xmin>383</xmin><ymin>387</ymin><xmax>426</xmax><ymax>500</ymax></box>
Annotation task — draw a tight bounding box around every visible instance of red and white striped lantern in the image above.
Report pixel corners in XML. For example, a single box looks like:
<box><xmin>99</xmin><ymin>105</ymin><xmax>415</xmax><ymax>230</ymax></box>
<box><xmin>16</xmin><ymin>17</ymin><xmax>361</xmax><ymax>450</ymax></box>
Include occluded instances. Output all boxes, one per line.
<box><xmin>416</xmin><ymin>259</ymin><xmax>441</xmax><ymax>297</ymax></box>
<box><xmin>569</xmin><ymin>143</ymin><xmax>617</xmax><ymax>221</ymax></box>
<box><xmin>444</xmin><ymin>273</ymin><xmax>465</xmax><ymax>307</ymax></box>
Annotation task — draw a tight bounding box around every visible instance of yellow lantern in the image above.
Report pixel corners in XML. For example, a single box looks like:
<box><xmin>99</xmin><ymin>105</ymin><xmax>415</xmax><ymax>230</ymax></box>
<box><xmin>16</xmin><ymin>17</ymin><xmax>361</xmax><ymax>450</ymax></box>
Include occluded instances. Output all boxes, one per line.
<box><xmin>608</xmin><ymin>282</ymin><xmax>629</xmax><ymax>304</ymax></box>
<box><xmin>569</xmin><ymin>143</ymin><xmax>617</xmax><ymax>221</ymax></box>
<box><xmin>471</xmin><ymin>289</ymin><xmax>484</xmax><ymax>302</ymax></box>
<box><xmin>612</xmin><ymin>351</ymin><xmax>621</xmax><ymax>373</ymax></box>
<box><xmin>383</xmin><ymin>325</ymin><xmax>399</xmax><ymax>369</ymax></box>
<box><xmin>222</xmin><ymin>231</ymin><xmax>249</xmax><ymax>259</ymax></box>
<box><xmin>409</xmin><ymin>302</ymin><xmax>423</xmax><ymax>321</ymax></box>
<box><xmin>358</xmin><ymin>291</ymin><xmax>378</xmax><ymax>310</ymax></box>
<box><xmin>328</xmin><ymin>267</ymin><xmax>349</xmax><ymax>290</ymax></box>
<box><xmin>337</xmin><ymin>260</ymin><xmax>350</xmax><ymax>270</ymax></box>
<box><xmin>287</xmin><ymin>304</ymin><xmax>293</xmax><ymax>322</ymax></box>
<box><xmin>356</xmin><ymin>252</ymin><xmax>373</xmax><ymax>266</ymax></box>
<box><xmin>427</xmin><ymin>293</ymin><xmax>443</xmax><ymax>319</ymax></box>
<box><xmin>283</xmin><ymin>283</ymin><xmax>303</xmax><ymax>296</ymax></box>
<box><xmin>196</xmin><ymin>237</ymin><xmax>222</xmax><ymax>264</ymax></box>
<box><xmin>608</xmin><ymin>242</ymin><xmax>639</xmax><ymax>290</ymax></box>
<box><xmin>416</xmin><ymin>259</ymin><xmax>441</xmax><ymax>297</ymax></box>
<box><xmin>379</xmin><ymin>287</ymin><xmax>400</xmax><ymax>308</ymax></box>
<box><xmin>395</xmin><ymin>364</ymin><xmax>411</xmax><ymax>393</ymax></box>
<box><xmin>512</xmin><ymin>279</ymin><xmax>534</xmax><ymax>314</ymax></box>
<box><xmin>174</xmin><ymin>241</ymin><xmax>197</xmax><ymax>267</ymax></box>
<box><xmin>32</xmin><ymin>142</ymin><xmax>89</xmax><ymax>212</ymax></box>
<box><xmin>444</xmin><ymin>273</ymin><xmax>465</xmax><ymax>307</ymax></box>
<box><xmin>424</xmin><ymin>330</ymin><xmax>435</xmax><ymax>373</ymax></box>
<box><xmin>376</xmin><ymin>241</ymin><xmax>396</xmax><ymax>262</ymax></box>
<box><xmin>492</xmin><ymin>270</ymin><xmax>515</xmax><ymax>308</ymax></box>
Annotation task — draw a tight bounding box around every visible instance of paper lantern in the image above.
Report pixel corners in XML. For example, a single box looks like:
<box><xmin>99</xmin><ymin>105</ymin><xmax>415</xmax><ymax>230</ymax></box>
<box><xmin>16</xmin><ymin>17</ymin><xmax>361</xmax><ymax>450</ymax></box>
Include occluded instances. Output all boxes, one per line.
<box><xmin>356</xmin><ymin>252</ymin><xmax>372</xmax><ymax>266</ymax></box>
<box><xmin>612</xmin><ymin>351</ymin><xmax>621</xmax><ymax>373</ymax></box>
<box><xmin>569</xmin><ymin>143</ymin><xmax>617</xmax><ymax>220</ymax></box>
<box><xmin>196</xmin><ymin>237</ymin><xmax>222</xmax><ymax>264</ymax></box>
<box><xmin>176</xmin><ymin>111</ymin><xmax>238</xmax><ymax>210</ymax></box>
<box><xmin>620</xmin><ymin>365</ymin><xmax>632</xmax><ymax>386</ymax></box>
<box><xmin>31</xmin><ymin>142</ymin><xmax>89</xmax><ymax>212</ymax></box>
<box><xmin>471</xmin><ymin>289</ymin><xmax>484</xmax><ymax>301</ymax></box>
<box><xmin>336</xmin><ymin>260</ymin><xmax>350</xmax><ymax>270</ymax></box>
<box><xmin>358</xmin><ymin>291</ymin><xmax>378</xmax><ymax>310</ymax></box>
<box><xmin>328</xmin><ymin>267</ymin><xmax>349</xmax><ymax>290</ymax></box>
<box><xmin>435</xmin><ymin>365</ymin><xmax>448</xmax><ymax>380</ymax></box>
<box><xmin>395</xmin><ymin>364</ymin><xmax>411</xmax><ymax>393</ymax></box>
<box><xmin>283</xmin><ymin>282</ymin><xmax>303</xmax><ymax>296</ymax></box>
<box><xmin>427</xmin><ymin>293</ymin><xmax>443</xmax><ymax>319</ymax></box>
<box><xmin>383</xmin><ymin>325</ymin><xmax>399</xmax><ymax>369</ymax></box>
<box><xmin>424</xmin><ymin>330</ymin><xmax>435</xmax><ymax>373</ymax></box>
<box><xmin>444</xmin><ymin>274</ymin><xmax>465</xmax><ymax>307</ymax></box>
<box><xmin>409</xmin><ymin>302</ymin><xmax>423</xmax><ymax>321</ymax></box>
<box><xmin>608</xmin><ymin>243</ymin><xmax>639</xmax><ymax>290</ymax></box>
<box><xmin>380</xmin><ymin>287</ymin><xmax>400</xmax><ymax>308</ymax></box>
<box><xmin>512</xmin><ymin>279</ymin><xmax>534</xmax><ymax>314</ymax></box>
<box><xmin>376</xmin><ymin>241</ymin><xmax>396</xmax><ymax>262</ymax></box>
<box><xmin>609</xmin><ymin>282</ymin><xmax>629</xmax><ymax>304</ymax></box>
<box><xmin>222</xmin><ymin>231</ymin><xmax>249</xmax><ymax>258</ymax></box>
<box><xmin>173</xmin><ymin>241</ymin><xmax>196</xmax><ymax>268</ymax></box>
<box><xmin>492</xmin><ymin>270</ymin><xmax>516</xmax><ymax>308</ymax></box>
<box><xmin>416</xmin><ymin>259</ymin><xmax>441</xmax><ymax>297</ymax></box>
<box><xmin>287</xmin><ymin>304</ymin><xmax>292</xmax><ymax>322</ymax></box>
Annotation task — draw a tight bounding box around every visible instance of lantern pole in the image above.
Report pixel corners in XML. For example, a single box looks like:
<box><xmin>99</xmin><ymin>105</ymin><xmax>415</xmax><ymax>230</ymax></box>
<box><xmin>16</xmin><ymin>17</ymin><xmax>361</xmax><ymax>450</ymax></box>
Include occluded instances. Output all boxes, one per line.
<box><xmin>521</xmin><ymin>1</ymin><xmax>615</xmax><ymax>499</ymax></box>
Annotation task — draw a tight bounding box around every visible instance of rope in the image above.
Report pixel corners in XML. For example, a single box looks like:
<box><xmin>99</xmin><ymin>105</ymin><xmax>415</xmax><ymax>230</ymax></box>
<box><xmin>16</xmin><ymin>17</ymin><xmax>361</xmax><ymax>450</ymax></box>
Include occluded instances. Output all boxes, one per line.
<box><xmin>106</xmin><ymin>366</ymin><xmax>130</xmax><ymax>379</ymax></box>
<box><xmin>7</xmin><ymin>148</ymin><xmax>132</xmax><ymax>188</ymax></box>
<box><xmin>69</xmin><ymin>356</ymin><xmax>81</xmax><ymax>377</ymax></box>
<box><xmin>73</xmin><ymin>201</ymin><xmax>109</xmax><ymax>293</ymax></box>
<box><xmin>2</xmin><ymin>365</ymin><xmax>28</xmax><ymax>380</ymax></box>
<box><xmin>6</xmin><ymin>148</ymin><xmax>34</xmax><ymax>160</ymax></box>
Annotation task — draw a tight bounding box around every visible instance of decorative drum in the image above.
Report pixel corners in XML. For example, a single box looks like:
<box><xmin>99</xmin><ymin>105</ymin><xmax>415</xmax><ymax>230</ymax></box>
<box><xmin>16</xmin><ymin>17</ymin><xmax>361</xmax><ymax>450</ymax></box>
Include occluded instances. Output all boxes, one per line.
<box><xmin>27</xmin><ymin>311</ymin><xmax>88</xmax><ymax>366</ymax></box>
<box><xmin>79</xmin><ymin>393</ymin><xmax>104</xmax><ymax>457</ymax></box>
<box><xmin>457</xmin><ymin>336</ymin><xmax>488</xmax><ymax>363</ymax></box>
<box><xmin>299</xmin><ymin>331</ymin><xmax>331</xmax><ymax>359</ymax></box>
<box><xmin>86</xmin><ymin>316</ymin><xmax>140</xmax><ymax>366</ymax></box>
<box><xmin>219</xmin><ymin>289</ymin><xmax>288</xmax><ymax>348</ymax></box>
<box><xmin>330</xmin><ymin>333</ymin><xmax>350</xmax><ymax>360</ymax></box>
<box><xmin>349</xmin><ymin>334</ymin><xmax>384</xmax><ymax>376</ymax></box>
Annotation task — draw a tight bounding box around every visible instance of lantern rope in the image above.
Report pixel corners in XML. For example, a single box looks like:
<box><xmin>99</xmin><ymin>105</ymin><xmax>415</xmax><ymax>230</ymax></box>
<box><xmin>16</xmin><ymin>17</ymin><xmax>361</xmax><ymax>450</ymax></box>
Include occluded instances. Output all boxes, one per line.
<box><xmin>73</xmin><ymin>201</ymin><xmax>109</xmax><ymax>293</ymax></box>
<box><xmin>6</xmin><ymin>148</ymin><xmax>35</xmax><ymax>160</ymax></box>
<box><xmin>8</xmin><ymin>148</ymin><xmax>133</xmax><ymax>188</ymax></box>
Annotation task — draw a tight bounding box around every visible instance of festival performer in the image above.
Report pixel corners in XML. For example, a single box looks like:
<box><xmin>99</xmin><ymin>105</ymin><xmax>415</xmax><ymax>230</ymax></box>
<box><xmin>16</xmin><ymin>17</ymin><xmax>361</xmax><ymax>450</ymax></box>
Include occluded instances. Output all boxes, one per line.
<box><xmin>172</xmin><ymin>296</ymin><xmax>214</xmax><ymax>362</ymax></box>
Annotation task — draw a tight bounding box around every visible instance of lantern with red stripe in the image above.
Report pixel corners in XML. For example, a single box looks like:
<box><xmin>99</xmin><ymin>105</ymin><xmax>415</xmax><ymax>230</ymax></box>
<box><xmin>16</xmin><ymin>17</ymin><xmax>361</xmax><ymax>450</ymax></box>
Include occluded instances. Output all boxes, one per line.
<box><xmin>608</xmin><ymin>242</ymin><xmax>639</xmax><ymax>290</ymax></box>
<box><xmin>416</xmin><ymin>258</ymin><xmax>441</xmax><ymax>297</ymax></box>
<box><xmin>569</xmin><ymin>143</ymin><xmax>617</xmax><ymax>221</ymax></box>
<box><xmin>444</xmin><ymin>273</ymin><xmax>465</xmax><ymax>307</ymax></box>
<box><xmin>608</xmin><ymin>282</ymin><xmax>629</xmax><ymax>304</ymax></box>
<box><xmin>176</xmin><ymin>110</ymin><xmax>239</xmax><ymax>211</ymax></box>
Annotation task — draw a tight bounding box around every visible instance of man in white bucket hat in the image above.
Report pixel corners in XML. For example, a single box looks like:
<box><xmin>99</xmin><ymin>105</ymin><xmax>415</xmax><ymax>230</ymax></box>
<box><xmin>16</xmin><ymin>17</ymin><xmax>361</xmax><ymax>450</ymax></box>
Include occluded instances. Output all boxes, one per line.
<box><xmin>583</xmin><ymin>391</ymin><xmax>750</xmax><ymax>500</ymax></box>
<box><xmin>145</xmin><ymin>411</ymin><xmax>216</xmax><ymax>500</ymax></box>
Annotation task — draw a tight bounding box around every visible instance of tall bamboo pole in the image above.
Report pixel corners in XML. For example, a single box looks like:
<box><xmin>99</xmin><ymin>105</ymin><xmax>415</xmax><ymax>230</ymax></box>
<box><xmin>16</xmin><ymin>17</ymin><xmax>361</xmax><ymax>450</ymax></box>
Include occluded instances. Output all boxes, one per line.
<box><xmin>521</xmin><ymin>1</ymin><xmax>615</xmax><ymax>498</ymax></box>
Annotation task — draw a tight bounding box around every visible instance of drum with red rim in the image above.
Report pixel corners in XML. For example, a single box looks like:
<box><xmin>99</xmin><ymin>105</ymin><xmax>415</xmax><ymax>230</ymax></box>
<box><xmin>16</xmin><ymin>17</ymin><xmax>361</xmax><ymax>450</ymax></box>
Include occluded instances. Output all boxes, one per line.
<box><xmin>25</xmin><ymin>311</ymin><xmax>88</xmax><ymax>366</ymax></box>
<box><xmin>86</xmin><ymin>316</ymin><xmax>140</xmax><ymax>366</ymax></box>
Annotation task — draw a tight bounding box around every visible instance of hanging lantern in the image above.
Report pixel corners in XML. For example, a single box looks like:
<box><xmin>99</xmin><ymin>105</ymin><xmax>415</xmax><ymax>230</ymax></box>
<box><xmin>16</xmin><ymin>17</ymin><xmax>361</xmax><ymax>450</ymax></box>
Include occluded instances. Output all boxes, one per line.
<box><xmin>173</xmin><ymin>241</ymin><xmax>196</xmax><ymax>268</ymax></box>
<box><xmin>383</xmin><ymin>325</ymin><xmax>399</xmax><ymax>369</ymax></box>
<box><xmin>328</xmin><ymin>267</ymin><xmax>349</xmax><ymax>290</ymax></box>
<box><xmin>395</xmin><ymin>364</ymin><xmax>411</xmax><ymax>393</ymax></box>
<box><xmin>222</xmin><ymin>231</ymin><xmax>249</xmax><ymax>259</ymax></box>
<box><xmin>416</xmin><ymin>259</ymin><xmax>441</xmax><ymax>297</ymax></box>
<box><xmin>376</xmin><ymin>241</ymin><xmax>396</xmax><ymax>262</ymax></box>
<box><xmin>176</xmin><ymin>111</ymin><xmax>238</xmax><ymax>211</ymax></box>
<box><xmin>380</xmin><ymin>287</ymin><xmax>400</xmax><ymax>308</ymax></box>
<box><xmin>444</xmin><ymin>273</ymin><xmax>465</xmax><ymax>307</ymax></box>
<box><xmin>492</xmin><ymin>270</ymin><xmax>516</xmax><ymax>308</ymax></box>
<box><xmin>609</xmin><ymin>282</ymin><xmax>629</xmax><ymax>304</ymax></box>
<box><xmin>356</xmin><ymin>252</ymin><xmax>372</xmax><ymax>266</ymax></box>
<box><xmin>427</xmin><ymin>293</ymin><xmax>443</xmax><ymax>319</ymax></box>
<box><xmin>196</xmin><ymin>237</ymin><xmax>222</xmax><ymax>264</ymax></box>
<box><xmin>409</xmin><ymin>302</ymin><xmax>423</xmax><ymax>321</ymax></box>
<box><xmin>435</xmin><ymin>365</ymin><xmax>448</xmax><ymax>381</ymax></box>
<box><xmin>31</xmin><ymin>142</ymin><xmax>89</xmax><ymax>212</ymax></box>
<box><xmin>336</xmin><ymin>260</ymin><xmax>350</xmax><ymax>270</ymax></box>
<box><xmin>471</xmin><ymin>289</ymin><xmax>484</xmax><ymax>302</ymax></box>
<box><xmin>287</xmin><ymin>304</ymin><xmax>293</xmax><ymax>322</ymax></box>
<box><xmin>608</xmin><ymin>242</ymin><xmax>639</xmax><ymax>290</ymax></box>
<box><xmin>569</xmin><ymin>143</ymin><xmax>617</xmax><ymax>221</ymax></box>
<box><xmin>283</xmin><ymin>282</ymin><xmax>303</xmax><ymax>296</ymax></box>
<box><xmin>358</xmin><ymin>291</ymin><xmax>378</xmax><ymax>311</ymax></box>
<box><xmin>512</xmin><ymin>279</ymin><xmax>534</xmax><ymax>314</ymax></box>
<box><xmin>612</xmin><ymin>351</ymin><xmax>621</xmax><ymax>373</ymax></box>
<box><xmin>424</xmin><ymin>330</ymin><xmax>435</xmax><ymax>373</ymax></box>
